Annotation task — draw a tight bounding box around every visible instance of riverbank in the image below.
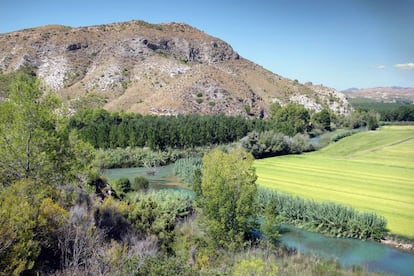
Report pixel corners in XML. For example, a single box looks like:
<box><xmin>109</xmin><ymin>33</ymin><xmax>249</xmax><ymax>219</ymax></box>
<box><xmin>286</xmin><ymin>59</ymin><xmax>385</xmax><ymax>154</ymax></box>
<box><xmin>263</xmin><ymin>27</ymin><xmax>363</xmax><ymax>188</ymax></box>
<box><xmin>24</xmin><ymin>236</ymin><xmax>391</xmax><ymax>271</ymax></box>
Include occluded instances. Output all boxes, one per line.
<box><xmin>381</xmin><ymin>236</ymin><xmax>414</xmax><ymax>252</ymax></box>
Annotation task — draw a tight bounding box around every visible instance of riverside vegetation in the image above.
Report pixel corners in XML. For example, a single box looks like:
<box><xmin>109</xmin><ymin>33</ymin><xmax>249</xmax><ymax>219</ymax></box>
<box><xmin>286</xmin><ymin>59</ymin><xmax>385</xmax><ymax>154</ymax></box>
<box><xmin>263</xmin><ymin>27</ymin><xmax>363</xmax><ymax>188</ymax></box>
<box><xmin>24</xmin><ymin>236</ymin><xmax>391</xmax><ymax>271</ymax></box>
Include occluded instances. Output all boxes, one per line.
<box><xmin>1</xmin><ymin>70</ymin><xmax>410</xmax><ymax>275</ymax></box>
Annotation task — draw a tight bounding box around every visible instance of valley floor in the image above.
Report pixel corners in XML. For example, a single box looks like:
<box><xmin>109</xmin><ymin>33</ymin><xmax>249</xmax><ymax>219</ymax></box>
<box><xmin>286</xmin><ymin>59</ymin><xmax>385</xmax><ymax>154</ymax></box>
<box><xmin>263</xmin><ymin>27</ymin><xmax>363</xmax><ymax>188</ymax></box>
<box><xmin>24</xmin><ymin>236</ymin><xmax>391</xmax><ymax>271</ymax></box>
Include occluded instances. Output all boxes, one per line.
<box><xmin>255</xmin><ymin>126</ymin><xmax>414</xmax><ymax>238</ymax></box>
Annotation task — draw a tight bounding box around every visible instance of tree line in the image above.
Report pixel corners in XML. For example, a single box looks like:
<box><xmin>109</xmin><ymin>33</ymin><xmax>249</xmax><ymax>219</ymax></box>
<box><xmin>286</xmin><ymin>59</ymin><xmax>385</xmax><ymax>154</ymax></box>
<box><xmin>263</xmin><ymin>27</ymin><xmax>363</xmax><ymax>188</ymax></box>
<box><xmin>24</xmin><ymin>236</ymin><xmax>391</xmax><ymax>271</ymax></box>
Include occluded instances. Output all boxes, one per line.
<box><xmin>68</xmin><ymin>109</ymin><xmax>270</xmax><ymax>149</ymax></box>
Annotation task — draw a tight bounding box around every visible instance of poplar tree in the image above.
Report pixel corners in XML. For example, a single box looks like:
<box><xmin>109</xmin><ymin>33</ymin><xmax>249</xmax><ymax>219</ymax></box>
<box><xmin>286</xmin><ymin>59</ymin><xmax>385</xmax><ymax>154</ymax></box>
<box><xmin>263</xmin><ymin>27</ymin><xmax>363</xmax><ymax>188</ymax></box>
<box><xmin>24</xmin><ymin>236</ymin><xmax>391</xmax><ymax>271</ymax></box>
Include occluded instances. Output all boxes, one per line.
<box><xmin>200</xmin><ymin>148</ymin><xmax>258</xmax><ymax>250</ymax></box>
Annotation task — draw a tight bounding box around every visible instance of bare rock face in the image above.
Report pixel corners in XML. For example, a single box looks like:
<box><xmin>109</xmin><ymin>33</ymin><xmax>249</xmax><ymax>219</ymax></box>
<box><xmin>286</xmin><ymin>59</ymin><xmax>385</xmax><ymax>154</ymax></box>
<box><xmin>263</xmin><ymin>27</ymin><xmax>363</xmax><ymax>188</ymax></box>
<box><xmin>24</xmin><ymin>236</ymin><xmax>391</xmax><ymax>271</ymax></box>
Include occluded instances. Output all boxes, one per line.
<box><xmin>0</xmin><ymin>20</ymin><xmax>350</xmax><ymax>116</ymax></box>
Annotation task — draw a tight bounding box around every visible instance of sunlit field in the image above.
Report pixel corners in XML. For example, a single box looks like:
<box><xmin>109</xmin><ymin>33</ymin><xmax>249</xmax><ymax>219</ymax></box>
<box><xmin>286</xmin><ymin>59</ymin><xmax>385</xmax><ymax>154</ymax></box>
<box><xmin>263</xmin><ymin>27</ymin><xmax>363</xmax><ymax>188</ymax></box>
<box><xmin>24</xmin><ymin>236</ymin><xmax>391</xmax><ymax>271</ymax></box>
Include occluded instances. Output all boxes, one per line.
<box><xmin>255</xmin><ymin>126</ymin><xmax>414</xmax><ymax>238</ymax></box>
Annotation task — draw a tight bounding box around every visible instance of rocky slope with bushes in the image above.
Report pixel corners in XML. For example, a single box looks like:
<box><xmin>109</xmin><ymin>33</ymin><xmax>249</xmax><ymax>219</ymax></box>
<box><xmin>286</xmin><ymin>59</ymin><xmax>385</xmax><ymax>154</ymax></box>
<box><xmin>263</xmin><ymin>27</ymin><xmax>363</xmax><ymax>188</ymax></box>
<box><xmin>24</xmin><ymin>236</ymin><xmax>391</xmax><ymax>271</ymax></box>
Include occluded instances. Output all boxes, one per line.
<box><xmin>0</xmin><ymin>20</ymin><xmax>351</xmax><ymax>116</ymax></box>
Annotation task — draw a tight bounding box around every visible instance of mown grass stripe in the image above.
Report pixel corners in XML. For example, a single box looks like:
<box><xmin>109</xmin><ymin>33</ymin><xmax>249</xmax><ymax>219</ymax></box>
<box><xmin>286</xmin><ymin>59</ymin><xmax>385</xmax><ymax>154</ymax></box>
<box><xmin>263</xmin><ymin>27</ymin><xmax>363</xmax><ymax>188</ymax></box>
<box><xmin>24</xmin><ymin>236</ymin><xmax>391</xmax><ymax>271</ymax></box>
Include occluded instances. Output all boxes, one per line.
<box><xmin>255</xmin><ymin>126</ymin><xmax>414</xmax><ymax>238</ymax></box>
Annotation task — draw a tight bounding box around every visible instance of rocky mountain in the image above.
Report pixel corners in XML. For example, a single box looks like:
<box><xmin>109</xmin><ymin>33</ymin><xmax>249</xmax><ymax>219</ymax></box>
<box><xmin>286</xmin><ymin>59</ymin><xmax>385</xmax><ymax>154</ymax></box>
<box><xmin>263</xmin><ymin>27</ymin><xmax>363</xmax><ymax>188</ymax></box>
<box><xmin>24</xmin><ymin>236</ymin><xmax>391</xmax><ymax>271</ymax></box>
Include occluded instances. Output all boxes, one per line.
<box><xmin>343</xmin><ymin>87</ymin><xmax>414</xmax><ymax>104</ymax></box>
<box><xmin>0</xmin><ymin>20</ymin><xmax>350</xmax><ymax>116</ymax></box>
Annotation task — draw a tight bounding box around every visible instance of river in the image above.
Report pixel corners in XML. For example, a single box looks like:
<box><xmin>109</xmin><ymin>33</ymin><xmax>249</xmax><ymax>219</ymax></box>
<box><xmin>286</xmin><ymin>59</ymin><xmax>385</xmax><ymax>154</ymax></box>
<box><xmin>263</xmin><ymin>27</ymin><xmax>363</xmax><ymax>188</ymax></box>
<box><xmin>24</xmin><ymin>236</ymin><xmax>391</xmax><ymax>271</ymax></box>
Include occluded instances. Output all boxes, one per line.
<box><xmin>104</xmin><ymin>165</ymin><xmax>414</xmax><ymax>276</ymax></box>
<box><xmin>280</xmin><ymin>225</ymin><xmax>414</xmax><ymax>276</ymax></box>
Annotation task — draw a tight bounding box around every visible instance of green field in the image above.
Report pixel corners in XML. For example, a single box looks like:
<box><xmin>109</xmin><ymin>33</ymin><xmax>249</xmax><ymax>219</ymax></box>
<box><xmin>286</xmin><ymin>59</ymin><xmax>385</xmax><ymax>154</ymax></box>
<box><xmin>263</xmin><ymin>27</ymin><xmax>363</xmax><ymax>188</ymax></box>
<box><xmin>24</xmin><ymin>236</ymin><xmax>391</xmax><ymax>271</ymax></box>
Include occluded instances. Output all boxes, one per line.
<box><xmin>255</xmin><ymin>126</ymin><xmax>414</xmax><ymax>238</ymax></box>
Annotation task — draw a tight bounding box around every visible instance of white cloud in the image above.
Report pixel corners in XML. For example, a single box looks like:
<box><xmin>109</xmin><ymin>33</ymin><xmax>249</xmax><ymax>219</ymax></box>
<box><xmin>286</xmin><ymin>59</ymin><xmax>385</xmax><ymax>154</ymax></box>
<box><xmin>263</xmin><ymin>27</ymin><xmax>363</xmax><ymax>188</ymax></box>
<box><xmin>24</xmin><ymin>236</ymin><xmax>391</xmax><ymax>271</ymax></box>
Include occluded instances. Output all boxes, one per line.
<box><xmin>394</xmin><ymin>63</ymin><xmax>414</xmax><ymax>70</ymax></box>
<box><xmin>376</xmin><ymin>65</ymin><xmax>386</xmax><ymax>69</ymax></box>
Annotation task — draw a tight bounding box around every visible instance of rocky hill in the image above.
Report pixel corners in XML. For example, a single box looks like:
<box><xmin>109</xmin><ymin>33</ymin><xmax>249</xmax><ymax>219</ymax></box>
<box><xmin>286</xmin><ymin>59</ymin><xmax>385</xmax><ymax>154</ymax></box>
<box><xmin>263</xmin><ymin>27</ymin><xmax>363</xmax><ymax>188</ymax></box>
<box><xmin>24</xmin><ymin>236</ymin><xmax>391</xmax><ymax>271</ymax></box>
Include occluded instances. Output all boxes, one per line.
<box><xmin>343</xmin><ymin>87</ymin><xmax>414</xmax><ymax>104</ymax></box>
<box><xmin>0</xmin><ymin>20</ymin><xmax>350</xmax><ymax>116</ymax></box>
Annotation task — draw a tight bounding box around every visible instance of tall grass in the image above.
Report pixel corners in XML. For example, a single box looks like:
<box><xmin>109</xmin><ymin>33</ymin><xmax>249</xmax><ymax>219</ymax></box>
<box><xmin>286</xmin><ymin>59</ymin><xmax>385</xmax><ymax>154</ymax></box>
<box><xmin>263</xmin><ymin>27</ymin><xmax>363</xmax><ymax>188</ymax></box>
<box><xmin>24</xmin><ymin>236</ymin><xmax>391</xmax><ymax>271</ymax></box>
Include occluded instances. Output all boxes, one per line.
<box><xmin>94</xmin><ymin>147</ymin><xmax>208</xmax><ymax>169</ymax></box>
<box><xmin>257</xmin><ymin>187</ymin><xmax>387</xmax><ymax>240</ymax></box>
<box><xmin>174</xmin><ymin>157</ymin><xmax>203</xmax><ymax>185</ymax></box>
<box><xmin>128</xmin><ymin>190</ymin><xmax>194</xmax><ymax>218</ymax></box>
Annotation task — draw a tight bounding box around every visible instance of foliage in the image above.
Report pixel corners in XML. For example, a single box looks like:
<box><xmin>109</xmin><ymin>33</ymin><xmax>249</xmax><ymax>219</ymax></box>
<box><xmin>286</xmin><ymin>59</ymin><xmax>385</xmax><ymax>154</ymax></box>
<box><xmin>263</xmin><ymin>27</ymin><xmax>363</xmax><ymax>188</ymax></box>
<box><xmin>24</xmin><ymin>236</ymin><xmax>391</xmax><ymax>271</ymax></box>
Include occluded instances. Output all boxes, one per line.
<box><xmin>257</xmin><ymin>188</ymin><xmax>387</xmax><ymax>240</ymax></box>
<box><xmin>0</xmin><ymin>66</ymin><xmax>36</xmax><ymax>99</ymax></box>
<box><xmin>68</xmin><ymin>108</ymin><xmax>269</xmax><ymax>150</ymax></box>
<box><xmin>0</xmin><ymin>72</ymin><xmax>94</xmax><ymax>187</ymax></box>
<box><xmin>240</xmin><ymin>130</ymin><xmax>313</xmax><ymax>158</ymax></box>
<box><xmin>130</xmin><ymin>190</ymin><xmax>194</xmax><ymax>218</ymax></box>
<box><xmin>312</xmin><ymin>108</ymin><xmax>332</xmax><ymax>130</ymax></box>
<box><xmin>192</xmin><ymin>168</ymin><xmax>203</xmax><ymax>197</ymax></box>
<box><xmin>260</xmin><ymin>200</ymin><xmax>281</xmax><ymax>246</ymax></box>
<box><xmin>330</xmin><ymin>130</ymin><xmax>353</xmax><ymax>142</ymax></box>
<box><xmin>94</xmin><ymin>197</ymin><xmax>132</xmax><ymax>241</ymax></box>
<box><xmin>366</xmin><ymin>111</ymin><xmax>379</xmax><ymax>130</ymax></box>
<box><xmin>201</xmin><ymin>148</ymin><xmax>258</xmax><ymax>250</ymax></box>
<box><xmin>137</xmin><ymin>255</ymin><xmax>193</xmax><ymax>276</ymax></box>
<box><xmin>133</xmin><ymin>176</ymin><xmax>149</xmax><ymax>191</ymax></box>
<box><xmin>128</xmin><ymin>190</ymin><xmax>194</xmax><ymax>252</ymax></box>
<box><xmin>270</xmin><ymin>102</ymin><xmax>310</xmax><ymax>136</ymax></box>
<box><xmin>232</xmin><ymin>256</ymin><xmax>278</xmax><ymax>276</ymax></box>
<box><xmin>94</xmin><ymin>146</ymin><xmax>209</xmax><ymax>169</ymax></box>
<box><xmin>0</xmin><ymin>180</ymin><xmax>68</xmax><ymax>275</ymax></box>
<box><xmin>114</xmin><ymin>177</ymin><xmax>132</xmax><ymax>195</ymax></box>
<box><xmin>174</xmin><ymin>157</ymin><xmax>203</xmax><ymax>185</ymax></box>
<box><xmin>349</xmin><ymin>98</ymin><xmax>414</xmax><ymax>122</ymax></box>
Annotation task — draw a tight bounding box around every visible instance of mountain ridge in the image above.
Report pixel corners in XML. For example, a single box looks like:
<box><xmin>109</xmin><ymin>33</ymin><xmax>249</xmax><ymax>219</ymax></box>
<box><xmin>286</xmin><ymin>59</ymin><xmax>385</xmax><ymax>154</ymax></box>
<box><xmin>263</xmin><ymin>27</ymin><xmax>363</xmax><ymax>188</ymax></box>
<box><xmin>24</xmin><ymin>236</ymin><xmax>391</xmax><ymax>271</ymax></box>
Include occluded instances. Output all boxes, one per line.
<box><xmin>342</xmin><ymin>87</ymin><xmax>414</xmax><ymax>103</ymax></box>
<box><xmin>0</xmin><ymin>20</ymin><xmax>351</xmax><ymax>116</ymax></box>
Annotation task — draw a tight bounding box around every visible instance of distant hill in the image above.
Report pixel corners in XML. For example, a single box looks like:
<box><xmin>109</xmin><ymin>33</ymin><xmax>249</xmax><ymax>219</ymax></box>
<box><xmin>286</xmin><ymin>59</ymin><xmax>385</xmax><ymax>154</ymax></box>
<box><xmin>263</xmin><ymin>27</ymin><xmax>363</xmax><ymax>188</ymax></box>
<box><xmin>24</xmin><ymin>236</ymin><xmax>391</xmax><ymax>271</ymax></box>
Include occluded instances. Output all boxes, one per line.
<box><xmin>0</xmin><ymin>20</ymin><xmax>350</xmax><ymax>116</ymax></box>
<box><xmin>342</xmin><ymin>87</ymin><xmax>414</xmax><ymax>104</ymax></box>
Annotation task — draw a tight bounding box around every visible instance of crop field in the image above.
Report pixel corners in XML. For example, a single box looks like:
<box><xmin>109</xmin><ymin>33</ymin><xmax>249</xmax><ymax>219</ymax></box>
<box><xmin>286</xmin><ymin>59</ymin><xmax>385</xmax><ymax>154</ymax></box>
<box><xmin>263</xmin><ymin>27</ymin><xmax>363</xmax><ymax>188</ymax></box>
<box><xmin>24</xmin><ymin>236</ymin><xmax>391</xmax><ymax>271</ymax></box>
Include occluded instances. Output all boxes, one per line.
<box><xmin>255</xmin><ymin>126</ymin><xmax>414</xmax><ymax>238</ymax></box>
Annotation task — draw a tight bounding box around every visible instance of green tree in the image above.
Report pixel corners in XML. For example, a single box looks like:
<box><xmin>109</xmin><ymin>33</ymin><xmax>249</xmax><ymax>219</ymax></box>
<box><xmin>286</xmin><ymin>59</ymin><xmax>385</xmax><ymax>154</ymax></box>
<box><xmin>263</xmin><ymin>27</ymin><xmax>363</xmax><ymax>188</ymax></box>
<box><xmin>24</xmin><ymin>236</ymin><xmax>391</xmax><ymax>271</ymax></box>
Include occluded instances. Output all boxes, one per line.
<box><xmin>271</xmin><ymin>103</ymin><xmax>310</xmax><ymax>136</ymax></box>
<box><xmin>201</xmin><ymin>148</ymin><xmax>258</xmax><ymax>250</ymax></box>
<box><xmin>366</xmin><ymin>111</ymin><xmax>379</xmax><ymax>130</ymax></box>
<box><xmin>312</xmin><ymin>109</ymin><xmax>331</xmax><ymax>131</ymax></box>
<box><xmin>0</xmin><ymin>73</ymin><xmax>94</xmax><ymax>186</ymax></box>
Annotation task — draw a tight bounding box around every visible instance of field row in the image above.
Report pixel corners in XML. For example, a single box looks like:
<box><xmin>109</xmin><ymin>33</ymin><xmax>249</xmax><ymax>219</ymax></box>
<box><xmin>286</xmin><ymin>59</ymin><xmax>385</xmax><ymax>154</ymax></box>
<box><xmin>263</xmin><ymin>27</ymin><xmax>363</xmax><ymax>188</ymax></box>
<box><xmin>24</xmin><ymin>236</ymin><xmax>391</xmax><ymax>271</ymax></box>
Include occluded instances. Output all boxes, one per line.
<box><xmin>255</xmin><ymin>126</ymin><xmax>414</xmax><ymax>238</ymax></box>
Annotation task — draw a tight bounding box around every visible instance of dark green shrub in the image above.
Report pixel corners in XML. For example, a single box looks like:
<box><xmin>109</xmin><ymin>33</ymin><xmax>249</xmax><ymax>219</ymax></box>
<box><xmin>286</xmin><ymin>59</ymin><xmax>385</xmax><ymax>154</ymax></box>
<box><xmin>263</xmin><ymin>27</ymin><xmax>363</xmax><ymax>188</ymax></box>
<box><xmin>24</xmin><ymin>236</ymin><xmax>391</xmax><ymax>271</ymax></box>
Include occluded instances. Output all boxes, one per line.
<box><xmin>330</xmin><ymin>130</ymin><xmax>352</xmax><ymax>142</ymax></box>
<box><xmin>115</xmin><ymin>177</ymin><xmax>131</xmax><ymax>194</ymax></box>
<box><xmin>133</xmin><ymin>176</ymin><xmax>149</xmax><ymax>191</ymax></box>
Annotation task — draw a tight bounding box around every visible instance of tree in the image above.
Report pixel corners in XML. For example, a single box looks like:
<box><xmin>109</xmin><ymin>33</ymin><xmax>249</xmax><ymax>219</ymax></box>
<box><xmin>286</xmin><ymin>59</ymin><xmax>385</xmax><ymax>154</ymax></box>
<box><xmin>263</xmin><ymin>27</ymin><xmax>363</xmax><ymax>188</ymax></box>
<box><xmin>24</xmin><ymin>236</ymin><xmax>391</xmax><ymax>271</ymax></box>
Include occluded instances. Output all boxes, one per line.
<box><xmin>0</xmin><ymin>72</ymin><xmax>94</xmax><ymax>186</ymax></box>
<box><xmin>312</xmin><ymin>109</ymin><xmax>331</xmax><ymax>131</ymax></box>
<box><xmin>271</xmin><ymin>103</ymin><xmax>310</xmax><ymax>136</ymax></box>
<box><xmin>366</xmin><ymin>111</ymin><xmax>379</xmax><ymax>130</ymax></box>
<box><xmin>200</xmin><ymin>148</ymin><xmax>258</xmax><ymax>250</ymax></box>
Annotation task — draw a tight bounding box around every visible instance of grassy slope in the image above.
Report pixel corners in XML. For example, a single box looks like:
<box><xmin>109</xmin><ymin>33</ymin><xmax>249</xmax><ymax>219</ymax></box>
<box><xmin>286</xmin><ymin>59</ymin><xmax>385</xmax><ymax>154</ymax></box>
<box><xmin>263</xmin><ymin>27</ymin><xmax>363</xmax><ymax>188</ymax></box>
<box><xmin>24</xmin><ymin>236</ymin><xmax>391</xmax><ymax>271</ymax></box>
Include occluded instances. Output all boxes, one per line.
<box><xmin>255</xmin><ymin>126</ymin><xmax>414</xmax><ymax>238</ymax></box>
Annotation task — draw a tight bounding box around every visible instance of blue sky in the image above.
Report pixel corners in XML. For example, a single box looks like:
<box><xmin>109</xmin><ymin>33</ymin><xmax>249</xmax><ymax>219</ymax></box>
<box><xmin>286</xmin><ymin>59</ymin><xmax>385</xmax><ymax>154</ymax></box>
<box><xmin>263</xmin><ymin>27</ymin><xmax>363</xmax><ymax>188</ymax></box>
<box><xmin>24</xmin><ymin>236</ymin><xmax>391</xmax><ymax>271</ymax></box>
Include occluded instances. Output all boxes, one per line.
<box><xmin>1</xmin><ymin>0</ymin><xmax>413</xmax><ymax>90</ymax></box>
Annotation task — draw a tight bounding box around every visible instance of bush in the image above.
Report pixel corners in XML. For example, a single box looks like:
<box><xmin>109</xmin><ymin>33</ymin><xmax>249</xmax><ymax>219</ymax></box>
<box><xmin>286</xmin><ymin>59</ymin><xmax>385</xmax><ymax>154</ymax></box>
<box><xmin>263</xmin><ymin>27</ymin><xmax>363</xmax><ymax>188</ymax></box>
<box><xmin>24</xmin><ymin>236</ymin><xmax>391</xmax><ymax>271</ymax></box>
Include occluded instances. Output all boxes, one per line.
<box><xmin>94</xmin><ymin>197</ymin><xmax>132</xmax><ymax>241</ymax></box>
<box><xmin>240</xmin><ymin>131</ymin><xmax>312</xmax><ymax>159</ymax></box>
<box><xmin>330</xmin><ymin>130</ymin><xmax>352</xmax><ymax>142</ymax></box>
<box><xmin>133</xmin><ymin>176</ymin><xmax>149</xmax><ymax>191</ymax></box>
<box><xmin>115</xmin><ymin>177</ymin><xmax>131</xmax><ymax>195</ymax></box>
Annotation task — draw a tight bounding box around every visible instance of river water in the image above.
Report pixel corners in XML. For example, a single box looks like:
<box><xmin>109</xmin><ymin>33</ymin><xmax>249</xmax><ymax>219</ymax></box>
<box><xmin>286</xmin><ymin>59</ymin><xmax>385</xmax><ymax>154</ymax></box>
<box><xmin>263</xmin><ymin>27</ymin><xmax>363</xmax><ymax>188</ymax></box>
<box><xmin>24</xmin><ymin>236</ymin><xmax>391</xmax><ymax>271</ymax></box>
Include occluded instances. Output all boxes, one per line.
<box><xmin>280</xmin><ymin>225</ymin><xmax>414</xmax><ymax>276</ymax></box>
<box><xmin>104</xmin><ymin>166</ymin><xmax>414</xmax><ymax>276</ymax></box>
